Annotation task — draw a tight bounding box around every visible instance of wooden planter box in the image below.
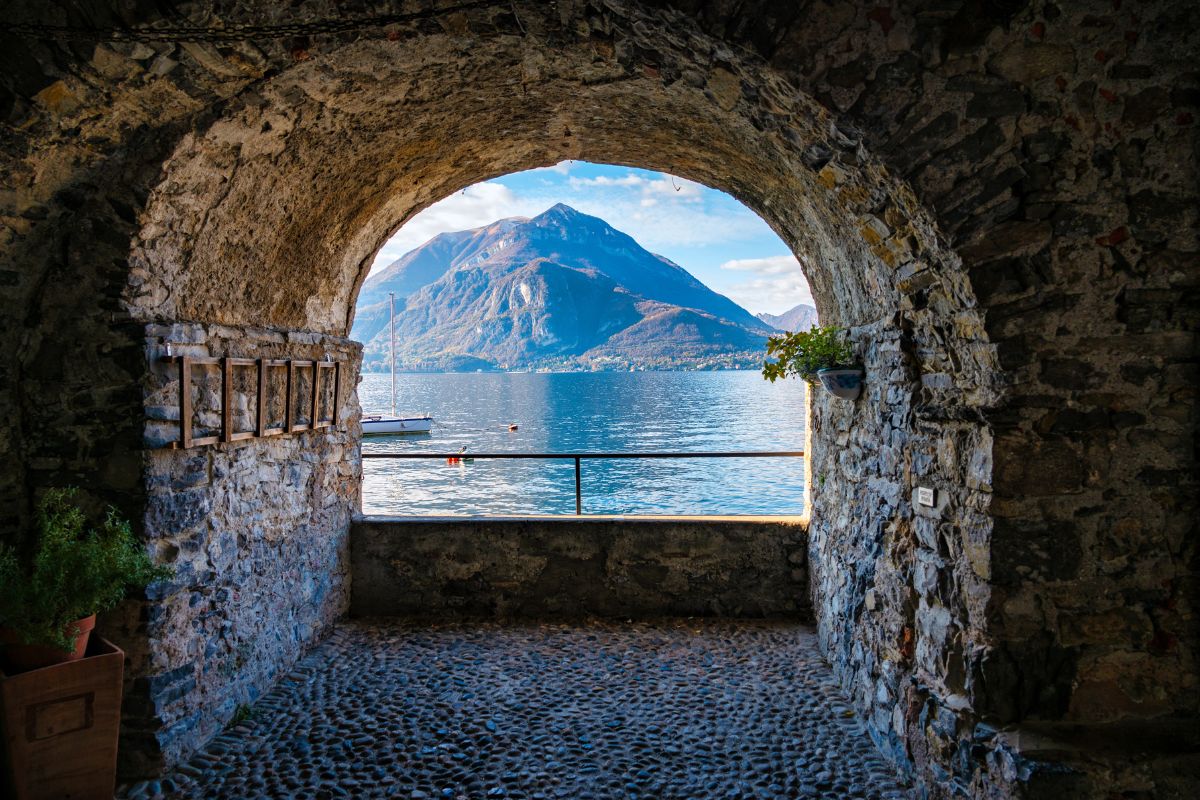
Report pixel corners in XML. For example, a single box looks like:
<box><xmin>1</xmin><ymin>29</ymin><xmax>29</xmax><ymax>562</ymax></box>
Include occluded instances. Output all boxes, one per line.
<box><xmin>0</xmin><ymin>637</ymin><xmax>124</xmax><ymax>800</ymax></box>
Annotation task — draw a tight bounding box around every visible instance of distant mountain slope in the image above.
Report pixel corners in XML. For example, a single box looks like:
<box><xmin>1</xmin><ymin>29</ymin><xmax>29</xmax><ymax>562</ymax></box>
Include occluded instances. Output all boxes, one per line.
<box><xmin>354</xmin><ymin>219</ymin><xmax>527</xmax><ymax>344</ymax></box>
<box><xmin>757</xmin><ymin>303</ymin><xmax>818</xmax><ymax>332</ymax></box>
<box><xmin>352</xmin><ymin>204</ymin><xmax>772</xmax><ymax>371</ymax></box>
<box><xmin>586</xmin><ymin>303</ymin><xmax>768</xmax><ymax>360</ymax></box>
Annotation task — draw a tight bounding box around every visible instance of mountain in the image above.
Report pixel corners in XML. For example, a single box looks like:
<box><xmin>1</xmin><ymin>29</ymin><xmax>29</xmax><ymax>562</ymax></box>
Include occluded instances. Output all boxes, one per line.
<box><xmin>756</xmin><ymin>303</ymin><xmax>818</xmax><ymax>332</ymax></box>
<box><xmin>351</xmin><ymin>204</ymin><xmax>773</xmax><ymax>371</ymax></box>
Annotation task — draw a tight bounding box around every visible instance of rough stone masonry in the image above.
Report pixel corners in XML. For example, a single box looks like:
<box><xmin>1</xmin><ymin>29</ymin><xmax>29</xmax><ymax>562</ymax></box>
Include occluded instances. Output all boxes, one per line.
<box><xmin>0</xmin><ymin>1</ymin><xmax>1195</xmax><ymax>797</ymax></box>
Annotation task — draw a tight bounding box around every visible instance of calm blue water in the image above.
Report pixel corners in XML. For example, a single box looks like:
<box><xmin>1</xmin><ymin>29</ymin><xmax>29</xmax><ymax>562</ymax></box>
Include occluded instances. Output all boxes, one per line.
<box><xmin>359</xmin><ymin>371</ymin><xmax>806</xmax><ymax>516</ymax></box>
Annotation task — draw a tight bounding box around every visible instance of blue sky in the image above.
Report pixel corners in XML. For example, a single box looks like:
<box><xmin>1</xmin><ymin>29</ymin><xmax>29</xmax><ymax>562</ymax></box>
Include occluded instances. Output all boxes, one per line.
<box><xmin>369</xmin><ymin>161</ymin><xmax>814</xmax><ymax>315</ymax></box>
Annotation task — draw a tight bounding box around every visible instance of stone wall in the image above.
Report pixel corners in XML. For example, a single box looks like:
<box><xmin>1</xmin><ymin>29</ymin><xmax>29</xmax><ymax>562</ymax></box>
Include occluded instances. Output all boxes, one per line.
<box><xmin>807</xmin><ymin>318</ymin><xmax>997</xmax><ymax>793</ymax></box>
<box><xmin>0</xmin><ymin>1</ymin><xmax>1195</xmax><ymax>796</ymax></box>
<box><xmin>103</xmin><ymin>321</ymin><xmax>362</xmax><ymax>776</ymax></box>
<box><xmin>746</xmin><ymin>2</ymin><xmax>1199</xmax><ymax>795</ymax></box>
<box><xmin>351</xmin><ymin>517</ymin><xmax>809</xmax><ymax>620</ymax></box>
<box><xmin>102</xmin><ymin>22</ymin><xmax>1007</xmax><ymax>795</ymax></box>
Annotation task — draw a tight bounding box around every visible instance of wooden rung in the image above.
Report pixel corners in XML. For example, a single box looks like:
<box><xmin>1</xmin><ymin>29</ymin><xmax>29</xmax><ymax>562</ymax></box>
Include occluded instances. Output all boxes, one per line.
<box><xmin>221</xmin><ymin>357</ymin><xmax>233</xmax><ymax>443</ymax></box>
<box><xmin>285</xmin><ymin>360</ymin><xmax>295</xmax><ymax>431</ymax></box>
<box><xmin>161</xmin><ymin>355</ymin><xmax>221</xmax><ymax>365</ymax></box>
<box><xmin>179</xmin><ymin>356</ymin><xmax>193</xmax><ymax>449</ymax></box>
<box><xmin>256</xmin><ymin>359</ymin><xmax>268</xmax><ymax>436</ymax></box>
<box><xmin>310</xmin><ymin>362</ymin><xmax>320</xmax><ymax>432</ymax></box>
<box><xmin>332</xmin><ymin>362</ymin><xmax>341</xmax><ymax>430</ymax></box>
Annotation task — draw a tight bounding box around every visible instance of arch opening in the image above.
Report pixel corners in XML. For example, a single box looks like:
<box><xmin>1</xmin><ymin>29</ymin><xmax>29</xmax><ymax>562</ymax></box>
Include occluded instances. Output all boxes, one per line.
<box><xmin>121</xmin><ymin>31</ymin><xmax>1000</xmax><ymax>787</ymax></box>
<box><xmin>8</xmin><ymin>3</ymin><xmax>1191</xmax><ymax>797</ymax></box>
<box><xmin>350</xmin><ymin>161</ymin><xmax>816</xmax><ymax>518</ymax></box>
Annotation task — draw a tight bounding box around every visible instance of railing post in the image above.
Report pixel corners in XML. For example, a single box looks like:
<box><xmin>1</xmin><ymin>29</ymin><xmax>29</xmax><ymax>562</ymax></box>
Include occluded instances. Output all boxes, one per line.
<box><xmin>574</xmin><ymin>457</ymin><xmax>582</xmax><ymax>515</ymax></box>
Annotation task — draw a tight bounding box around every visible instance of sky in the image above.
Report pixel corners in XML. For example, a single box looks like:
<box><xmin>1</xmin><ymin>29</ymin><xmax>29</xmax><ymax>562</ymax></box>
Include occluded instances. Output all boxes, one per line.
<box><xmin>369</xmin><ymin>161</ymin><xmax>815</xmax><ymax>316</ymax></box>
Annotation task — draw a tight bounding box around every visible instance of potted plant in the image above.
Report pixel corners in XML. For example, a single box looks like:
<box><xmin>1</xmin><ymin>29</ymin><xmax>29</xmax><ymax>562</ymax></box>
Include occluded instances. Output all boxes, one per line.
<box><xmin>762</xmin><ymin>324</ymin><xmax>864</xmax><ymax>400</ymax></box>
<box><xmin>0</xmin><ymin>488</ymin><xmax>171</xmax><ymax>673</ymax></box>
<box><xmin>0</xmin><ymin>490</ymin><xmax>171</xmax><ymax>799</ymax></box>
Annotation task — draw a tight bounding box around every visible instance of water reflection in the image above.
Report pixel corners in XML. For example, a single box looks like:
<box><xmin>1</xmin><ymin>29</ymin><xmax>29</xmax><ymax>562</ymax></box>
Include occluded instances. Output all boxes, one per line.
<box><xmin>359</xmin><ymin>371</ymin><xmax>806</xmax><ymax>516</ymax></box>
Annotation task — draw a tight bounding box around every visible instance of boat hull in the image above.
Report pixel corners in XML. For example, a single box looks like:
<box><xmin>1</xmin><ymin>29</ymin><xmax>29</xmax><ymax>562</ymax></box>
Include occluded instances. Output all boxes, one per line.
<box><xmin>362</xmin><ymin>416</ymin><xmax>433</xmax><ymax>435</ymax></box>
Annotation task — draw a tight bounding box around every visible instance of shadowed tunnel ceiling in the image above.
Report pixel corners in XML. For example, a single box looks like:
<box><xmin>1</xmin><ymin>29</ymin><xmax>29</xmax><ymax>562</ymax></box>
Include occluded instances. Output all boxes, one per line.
<box><xmin>127</xmin><ymin>30</ymin><xmax>968</xmax><ymax>344</ymax></box>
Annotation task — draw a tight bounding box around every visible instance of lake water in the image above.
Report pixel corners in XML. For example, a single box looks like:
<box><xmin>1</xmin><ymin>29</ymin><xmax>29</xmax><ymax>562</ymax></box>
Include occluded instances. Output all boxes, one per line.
<box><xmin>359</xmin><ymin>371</ymin><xmax>807</xmax><ymax>516</ymax></box>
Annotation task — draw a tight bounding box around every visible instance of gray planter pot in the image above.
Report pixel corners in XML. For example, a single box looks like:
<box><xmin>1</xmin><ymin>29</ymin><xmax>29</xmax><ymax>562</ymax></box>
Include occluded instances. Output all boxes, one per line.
<box><xmin>817</xmin><ymin>368</ymin><xmax>864</xmax><ymax>401</ymax></box>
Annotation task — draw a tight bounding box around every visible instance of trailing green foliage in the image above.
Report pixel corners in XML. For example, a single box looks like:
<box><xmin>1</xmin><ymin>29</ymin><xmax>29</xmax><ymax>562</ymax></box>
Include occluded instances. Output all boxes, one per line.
<box><xmin>0</xmin><ymin>488</ymin><xmax>172</xmax><ymax>652</ymax></box>
<box><xmin>761</xmin><ymin>324</ymin><xmax>857</xmax><ymax>385</ymax></box>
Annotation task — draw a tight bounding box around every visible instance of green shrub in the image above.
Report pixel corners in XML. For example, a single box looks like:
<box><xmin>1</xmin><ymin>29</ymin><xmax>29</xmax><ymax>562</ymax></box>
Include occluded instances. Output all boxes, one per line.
<box><xmin>0</xmin><ymin>488</ymin><xmax>172</xmax><ymax>651</ymax></box>
<box><xmin>761</xmin><ymin>324</ymin><xmax>857</xmax><ymax>385</ymax></box>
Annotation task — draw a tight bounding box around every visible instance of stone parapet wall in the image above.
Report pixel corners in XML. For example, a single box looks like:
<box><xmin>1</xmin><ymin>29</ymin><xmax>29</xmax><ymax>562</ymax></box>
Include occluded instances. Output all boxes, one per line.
<box><xmin>350</xmin><ymin>517</ymin><xmax>809</xmax><ymax>620</ymax></box>
<box><xmin>104</xmin><ymin>321</ymin><xmax>362</xmax><ymax>777</ymax></box>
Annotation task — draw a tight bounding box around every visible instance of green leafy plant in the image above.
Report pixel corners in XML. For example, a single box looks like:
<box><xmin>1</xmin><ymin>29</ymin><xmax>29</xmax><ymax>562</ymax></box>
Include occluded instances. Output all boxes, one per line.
<box><xmin>762</xmin><ymin>324</ymin><xmax>857</xmax><ymax>385</ymax></box>
<box><xmin>0</xmin><ymin>488</ymin><xmax>172</xmax><ymax>652</ymax></box>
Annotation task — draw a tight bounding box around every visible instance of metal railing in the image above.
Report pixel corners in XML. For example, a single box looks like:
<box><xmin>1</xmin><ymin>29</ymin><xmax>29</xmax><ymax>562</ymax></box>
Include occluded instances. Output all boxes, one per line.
<box><xmin>361</xmin><ymin>451</ymin><xmax>805</xmax><ymax>514</ymax></box>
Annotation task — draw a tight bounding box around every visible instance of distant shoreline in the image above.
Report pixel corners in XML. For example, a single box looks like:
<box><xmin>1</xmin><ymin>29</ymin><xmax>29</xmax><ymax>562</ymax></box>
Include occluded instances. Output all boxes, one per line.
<box><xmin>359</xmin><ymin>366</ymin><xmax>768</xmax><ymax>375</ymax></box>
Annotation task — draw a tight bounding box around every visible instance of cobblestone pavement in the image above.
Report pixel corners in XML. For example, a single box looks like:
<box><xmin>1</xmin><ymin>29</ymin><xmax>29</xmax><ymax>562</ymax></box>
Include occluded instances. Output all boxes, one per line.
<box><xmin>124</xmin><ymin>620</ymin><xmax>912</xmax><ymax>800</ymax></box>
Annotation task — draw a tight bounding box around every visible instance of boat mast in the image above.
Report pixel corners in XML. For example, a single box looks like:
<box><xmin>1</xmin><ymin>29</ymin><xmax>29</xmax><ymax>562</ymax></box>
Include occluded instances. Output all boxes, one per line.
<box><xmin>388</xmin><ymin>291</ymin><xmax>396</xmax><ymax>416</ymax></box>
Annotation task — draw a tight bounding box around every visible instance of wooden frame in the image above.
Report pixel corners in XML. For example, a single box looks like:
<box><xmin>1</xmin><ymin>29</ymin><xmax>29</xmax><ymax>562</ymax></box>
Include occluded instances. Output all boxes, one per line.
<box><xmin>177</xmin><ymin>356</ymin><xmax>220</xmax><ymax>449</ymax></box>
<box><xmin>222</xmin><ymin>357</ymin><xmax>258</xmax><ymax>443</ymax></box>
<box><xmin>161</xmin><ymin>356</ymin><xmax>340</xmax><ymax>450</ymax></box>
<box><xmin>288</xmin><ymin>360</ymin><xmax>315</xmax><ymax>433</ymax></box>
<box><xmin>259</xmin><ymin>359</ymin><xmax>291</xmax><ymax>438</ymax></box>
<box><xmin>314</xmin><ymin>360</ymin><xmax>340</xmax><ymax>430</ymax></box>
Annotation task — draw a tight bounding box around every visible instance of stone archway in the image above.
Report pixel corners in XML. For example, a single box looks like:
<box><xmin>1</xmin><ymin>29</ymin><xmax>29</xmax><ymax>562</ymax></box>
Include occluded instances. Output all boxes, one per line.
<box><xmin>2</xmin><ymin>2</ymin><xmax>1194</xmax><ymax>796</ymax></box>
<box><xmin>121</xmin><ymin>14</ymin><xmax>1004</xmax><ymax>787</ymax></box>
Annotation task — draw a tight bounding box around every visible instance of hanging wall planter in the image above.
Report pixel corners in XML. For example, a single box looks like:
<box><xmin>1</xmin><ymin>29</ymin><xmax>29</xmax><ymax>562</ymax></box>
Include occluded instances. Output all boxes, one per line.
<box><xmin>762</xmin><ymin>324</ymin><xmax>863</xmax><ymax>401</ymax></box>
<box><xmin>817</xmin><ymin>367</ymin><xmax>865</xmax><ymax>401</ymax></box>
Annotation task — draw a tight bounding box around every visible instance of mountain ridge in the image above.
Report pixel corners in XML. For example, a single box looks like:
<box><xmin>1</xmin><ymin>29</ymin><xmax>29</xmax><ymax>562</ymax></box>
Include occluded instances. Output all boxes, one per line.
<box><xmin>352</xmin><ymin>204</ymin><xmax>773</xmax><ymax>372</ymax></box>
<box><xmin>756</xmin><ymin>303</ymin><xmax>818</xmax><ymax>332</ymax></box>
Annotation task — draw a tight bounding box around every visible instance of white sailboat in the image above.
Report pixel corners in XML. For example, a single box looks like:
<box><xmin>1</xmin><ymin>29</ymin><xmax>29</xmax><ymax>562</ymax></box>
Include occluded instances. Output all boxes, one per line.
<box><xmin>362</xmin><ymin>291</ymin><xmax>433</xmax><ymax>436</ymax></box>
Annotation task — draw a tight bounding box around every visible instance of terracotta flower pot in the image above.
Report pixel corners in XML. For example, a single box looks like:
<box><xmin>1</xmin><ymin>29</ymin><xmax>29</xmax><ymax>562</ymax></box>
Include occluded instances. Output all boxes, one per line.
<box><xmin>0</xmin><ymin>614</ymin><xmax>97</xmax><ymax>673</ymax></box>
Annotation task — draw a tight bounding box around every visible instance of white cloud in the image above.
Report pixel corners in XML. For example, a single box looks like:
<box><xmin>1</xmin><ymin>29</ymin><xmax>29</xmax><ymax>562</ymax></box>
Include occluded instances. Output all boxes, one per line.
<box><xmin>556</xmin><ymin>197</ymin><xmax>763</xmax><ymax>250</ymax></box>
<box><xmin>719</xmin><ymin>255</ymin><xmax>801</xmax><ymax>276</ymax></box>
<box><xmin>569</xmin><ymin>172</ymin><xmax>703</xmax><ymax>204</ymax></box>
<box><xmin>527</xmin><ymin>160</ymin><xmax>573</xmax><ymax>177</ymax></box>
<box><xmin>724</xmin><ymin>275</ymin><xmax>815</xmax><ymax>316</ymax></box>
<box><xmin>716</xmin><ymin>255</ymin><xmax>815</xmax><ymax>314</ymax></box>
<box><xmin>370</xmin><ymin>182</ymin><xmax>532</xmax><ymax>272</ymax></box>
<box><xmin>368</xmin><ymin>167</ymin><xmax>791</xmax><ymax>281</ymax></box>
<box><xmin>642</xmin><ymin>175</ymin><xmax>704</xmax><ymax>201</ymax></box>
<box><xmin>568</xmin><ymin>174</ymin><xmax>645</xmax><ymax>189</ymax></box>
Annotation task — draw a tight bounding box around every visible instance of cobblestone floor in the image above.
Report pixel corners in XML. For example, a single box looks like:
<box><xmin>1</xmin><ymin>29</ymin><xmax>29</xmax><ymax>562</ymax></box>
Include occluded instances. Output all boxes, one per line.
<box><xmin>124</xmin><ymin>620</ymin><xmax>911</xmax><ymax>800</ymax></box>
